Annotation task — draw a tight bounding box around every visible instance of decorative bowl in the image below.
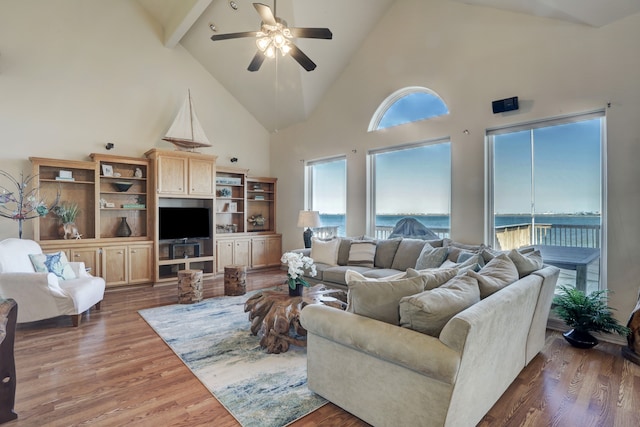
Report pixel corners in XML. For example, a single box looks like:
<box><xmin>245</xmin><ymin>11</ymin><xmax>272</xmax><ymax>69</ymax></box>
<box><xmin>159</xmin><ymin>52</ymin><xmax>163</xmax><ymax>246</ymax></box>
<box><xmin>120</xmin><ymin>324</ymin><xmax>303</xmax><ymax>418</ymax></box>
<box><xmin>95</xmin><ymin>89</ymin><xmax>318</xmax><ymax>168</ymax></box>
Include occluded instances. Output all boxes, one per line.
<box><xmin>113</xmin><ymin>181</ymin><xmax>133</xmax><ymax>192</ymax></box>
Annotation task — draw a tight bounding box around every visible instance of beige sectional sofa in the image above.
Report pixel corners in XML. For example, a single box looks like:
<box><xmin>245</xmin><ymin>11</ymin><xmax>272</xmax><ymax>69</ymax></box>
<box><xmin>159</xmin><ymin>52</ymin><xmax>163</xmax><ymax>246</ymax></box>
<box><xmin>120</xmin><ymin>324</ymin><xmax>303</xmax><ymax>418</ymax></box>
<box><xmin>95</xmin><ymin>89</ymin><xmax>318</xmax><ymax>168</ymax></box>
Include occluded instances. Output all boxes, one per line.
<box><xmin>299</xmin><ymin>240</ymin><xmax>560</xmax><ymax>427</ymax></box>
<box><xmin>296</xmin><ymin>237</ymin><xmax>485</xmax><ymax>288</ymax></box>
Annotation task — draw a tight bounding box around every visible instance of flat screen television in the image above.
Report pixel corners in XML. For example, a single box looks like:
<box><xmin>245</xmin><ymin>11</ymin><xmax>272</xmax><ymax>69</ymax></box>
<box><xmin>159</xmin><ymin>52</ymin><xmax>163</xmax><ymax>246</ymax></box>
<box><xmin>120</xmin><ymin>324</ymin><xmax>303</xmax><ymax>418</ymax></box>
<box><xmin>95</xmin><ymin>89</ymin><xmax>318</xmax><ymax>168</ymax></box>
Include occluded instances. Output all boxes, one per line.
<box><xmin>159</xmin><ymin>207</ymin><xmax>211</xmax><ymax>241</ymax></box>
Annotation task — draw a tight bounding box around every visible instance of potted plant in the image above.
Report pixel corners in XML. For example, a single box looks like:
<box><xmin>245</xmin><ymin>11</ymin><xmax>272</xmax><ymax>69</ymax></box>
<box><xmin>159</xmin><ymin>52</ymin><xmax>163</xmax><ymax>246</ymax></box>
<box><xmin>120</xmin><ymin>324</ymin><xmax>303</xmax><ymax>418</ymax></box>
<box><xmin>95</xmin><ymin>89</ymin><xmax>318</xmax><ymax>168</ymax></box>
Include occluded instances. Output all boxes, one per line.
<box><xmin>281</xmin><ymin>252</ymin><xmax>317</xmax><ymax>297</ymax></box>
<box><xmin>52</xmin><ymin>202</ymin><xmax>81</xmax><ymax>239</ymax></box>
<box><xmin>553</xmin><ymin>285</ymin><xmax>630</xmax><ymax>348</ymax></box>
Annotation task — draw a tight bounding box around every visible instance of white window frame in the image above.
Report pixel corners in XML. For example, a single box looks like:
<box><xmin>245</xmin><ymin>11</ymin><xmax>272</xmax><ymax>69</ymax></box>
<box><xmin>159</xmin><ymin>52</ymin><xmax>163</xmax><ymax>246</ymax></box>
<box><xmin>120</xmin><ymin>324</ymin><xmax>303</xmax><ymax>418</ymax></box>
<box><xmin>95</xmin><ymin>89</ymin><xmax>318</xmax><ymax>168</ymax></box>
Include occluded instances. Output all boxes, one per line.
<box><xmin>367</xmin><ymin>138</ymin><xmax>451</xmax><ymax>237</ymax></box>
<box><xmin>485</xmin><ymin>109</ymin><xmax>607</xmax><ymax>290</ymax></box>
<box><xmin>305</xmin><ymin>156</ymin><xmax>347</xmax><ymax>237</ymax></box>
<box><xmin>368</xmin><ymin>86</ymin><xmax>449</xmax><ymax>132</ymax></box>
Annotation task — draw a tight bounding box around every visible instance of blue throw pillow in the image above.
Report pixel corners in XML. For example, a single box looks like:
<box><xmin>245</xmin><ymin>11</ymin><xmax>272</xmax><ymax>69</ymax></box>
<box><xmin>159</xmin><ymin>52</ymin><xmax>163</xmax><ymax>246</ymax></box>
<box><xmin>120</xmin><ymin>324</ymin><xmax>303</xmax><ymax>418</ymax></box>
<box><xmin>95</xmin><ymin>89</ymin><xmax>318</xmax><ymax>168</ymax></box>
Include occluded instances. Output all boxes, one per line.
<box><xmin>29</xmin><ymin>252</ymin><xmax>77</xmax><ymax>280</ymax></box>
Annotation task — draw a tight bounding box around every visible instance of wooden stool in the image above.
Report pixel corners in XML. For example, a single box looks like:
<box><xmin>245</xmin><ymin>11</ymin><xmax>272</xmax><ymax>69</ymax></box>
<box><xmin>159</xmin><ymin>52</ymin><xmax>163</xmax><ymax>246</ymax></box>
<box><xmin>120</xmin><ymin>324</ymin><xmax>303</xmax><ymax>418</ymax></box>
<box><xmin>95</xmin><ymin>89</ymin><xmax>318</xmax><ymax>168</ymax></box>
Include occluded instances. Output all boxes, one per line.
<box><xmin>224</xmin><ymin>265</ymin><xmax>247</xmax><ymax>296</ymax></box>
<box><xmin>177</xmin><ymin>270</ymin><xmax>203</xmax><ymax>304</ymax></box>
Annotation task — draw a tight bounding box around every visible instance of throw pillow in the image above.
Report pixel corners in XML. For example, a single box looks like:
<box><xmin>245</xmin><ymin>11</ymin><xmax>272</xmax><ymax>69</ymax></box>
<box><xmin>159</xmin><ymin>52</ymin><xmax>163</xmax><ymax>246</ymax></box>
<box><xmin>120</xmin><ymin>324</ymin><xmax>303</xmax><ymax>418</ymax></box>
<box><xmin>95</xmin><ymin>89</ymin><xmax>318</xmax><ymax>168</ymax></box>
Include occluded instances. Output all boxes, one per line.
<box><xmin>347</xmin><ymin>241</ymin><xmax>377</xmax><ymax>268</ymax></box>
<box><xmin>345</xmin><ymin>269</ymin><xmax>407</xmax><ymax>284</ymax></box>
<box><xmin>467</xmin><ymin>253</ymin><xmax>518</xmax><ymax>298</ymax></box>
<box><xmin>405</xmin><ymin>267</ymin><xmax>458</xmax><ymax>290</ymax></box>
<box><xmin>399</xmin><ymin>274</ymin><xmax>480</xmax><ymax>337</ymax></box>
<box><xmin>508</xmin><ymin>249</ymin><xmax>543</xmax><ymax>278</ymax></box>
<box><xmin>347</xmin><ymin>275</ymin><xmax>427</xmax><ymax>325</ymax></box>
<box><xmin>29</xmin><ymin>251</ymin><xmax>77</xmax><ymax>280</ymax></box>
<box><xmin>310</xmin><ymin>237</ymin><xmax>340</xmax><ymax>266</ymax></box>
<box><xmin>414</xmin><ymin>245</ymin><xmax>449</xmax><ymax>270</ymax></box>
<box><xmin>391</xmin><ymin>239</ymin><xmax>428</xmax><ymax>271</ymax></box>
<box><xmin>374</xmin><ymin>237</ymin><xmax>402</xmax><ymax>268</ymax></box>
<box><xmin>337</xmin><ymin>238</ymin><xmax>353</xmax><ymax>266</ymax></box>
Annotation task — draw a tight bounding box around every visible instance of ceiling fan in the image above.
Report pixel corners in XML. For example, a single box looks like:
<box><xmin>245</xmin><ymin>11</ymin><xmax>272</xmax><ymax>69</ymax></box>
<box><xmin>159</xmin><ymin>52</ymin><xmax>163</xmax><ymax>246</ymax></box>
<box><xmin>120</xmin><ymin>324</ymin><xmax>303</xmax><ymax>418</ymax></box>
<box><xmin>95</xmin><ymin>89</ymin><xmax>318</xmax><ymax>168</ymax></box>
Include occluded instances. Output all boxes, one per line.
<box><xmin>210</xmin><ymin>2</ymin><xmax>332</xmax><ymax>72</ymax></box>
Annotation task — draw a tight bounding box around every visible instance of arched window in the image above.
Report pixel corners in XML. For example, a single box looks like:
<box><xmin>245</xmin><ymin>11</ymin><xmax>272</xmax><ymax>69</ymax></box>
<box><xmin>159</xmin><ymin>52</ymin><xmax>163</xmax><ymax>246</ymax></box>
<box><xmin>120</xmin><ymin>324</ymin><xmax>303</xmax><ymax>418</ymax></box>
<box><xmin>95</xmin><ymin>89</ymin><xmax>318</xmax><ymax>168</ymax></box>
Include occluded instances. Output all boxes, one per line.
<box><xmin>368</xmin><ymin>87</ymin><xmax>449</xmax><ymax>131</ymax></box>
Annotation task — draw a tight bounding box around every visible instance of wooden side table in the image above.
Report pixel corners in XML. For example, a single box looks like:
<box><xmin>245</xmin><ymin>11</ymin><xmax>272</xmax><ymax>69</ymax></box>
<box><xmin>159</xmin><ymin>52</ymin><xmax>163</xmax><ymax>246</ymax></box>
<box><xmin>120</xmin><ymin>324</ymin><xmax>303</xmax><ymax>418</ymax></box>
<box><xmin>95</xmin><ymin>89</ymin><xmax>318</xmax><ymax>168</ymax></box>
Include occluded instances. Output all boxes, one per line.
<box><xmin>224</xmin><ymin>265</ymin><xmax>247</xmax><ymax>296</ymax></box>
<box><xmin>177</xmin><ymin>270</ymin><xmax>203</xmax><ymax>304</ymax></box>
<box><xmin>0</xmin><ymin>299</ymin><xmax>17</xmax><ymax>423</ymax></box>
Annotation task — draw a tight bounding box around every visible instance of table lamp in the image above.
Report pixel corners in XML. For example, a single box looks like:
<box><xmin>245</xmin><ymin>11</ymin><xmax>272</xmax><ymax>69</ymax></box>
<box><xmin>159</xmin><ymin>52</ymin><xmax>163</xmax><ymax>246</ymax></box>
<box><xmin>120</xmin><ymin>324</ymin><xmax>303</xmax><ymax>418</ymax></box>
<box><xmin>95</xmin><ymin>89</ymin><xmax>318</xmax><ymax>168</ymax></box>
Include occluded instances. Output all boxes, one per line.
<box><xmin>297</xmin><ymin>210</ymin><xmax>321</xmax><ymax>248</ymax></box>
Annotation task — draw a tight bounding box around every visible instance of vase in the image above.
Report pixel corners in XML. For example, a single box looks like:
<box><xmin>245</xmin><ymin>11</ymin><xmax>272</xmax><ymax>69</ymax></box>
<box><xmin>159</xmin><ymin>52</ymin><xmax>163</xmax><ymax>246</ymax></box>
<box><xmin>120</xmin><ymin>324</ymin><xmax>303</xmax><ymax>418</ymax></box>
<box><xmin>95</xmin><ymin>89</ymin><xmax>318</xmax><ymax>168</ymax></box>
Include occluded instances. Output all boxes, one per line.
<box><xmin>563</xmin><ymin>329</ymin><xmax>599</xmax><ymax>349</ymax></box>
<box><xmin>115</xmin><ymin>217</ymin><xmax>132</xmax><ymax>237</ymax></box>
<box><xmin>289</xmin><ymin>282</ymin><xmax>304</xmax><ymax>297</ymax></box>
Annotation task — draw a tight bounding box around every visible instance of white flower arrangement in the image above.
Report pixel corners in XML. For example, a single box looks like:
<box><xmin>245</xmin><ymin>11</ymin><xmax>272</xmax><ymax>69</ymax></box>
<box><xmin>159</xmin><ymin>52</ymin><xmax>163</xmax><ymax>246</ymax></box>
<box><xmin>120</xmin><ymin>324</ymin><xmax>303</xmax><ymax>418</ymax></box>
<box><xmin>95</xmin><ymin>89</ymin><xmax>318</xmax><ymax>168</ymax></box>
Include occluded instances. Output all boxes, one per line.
<box><xmin>281</xmin><ymin>251</ymin><xmax>317</xmax><ymax>290</ymax></box>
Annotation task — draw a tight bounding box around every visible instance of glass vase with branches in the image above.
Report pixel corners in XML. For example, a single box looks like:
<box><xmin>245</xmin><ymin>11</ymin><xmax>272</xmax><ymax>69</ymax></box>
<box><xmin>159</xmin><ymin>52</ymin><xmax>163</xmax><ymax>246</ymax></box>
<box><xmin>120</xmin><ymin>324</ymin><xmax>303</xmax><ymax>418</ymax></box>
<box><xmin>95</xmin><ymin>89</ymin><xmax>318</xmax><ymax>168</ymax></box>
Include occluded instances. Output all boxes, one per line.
<box><xmin>0</xmin><ymin>170</ymin><xmax>59</xmax><ymax>239</ymax></box>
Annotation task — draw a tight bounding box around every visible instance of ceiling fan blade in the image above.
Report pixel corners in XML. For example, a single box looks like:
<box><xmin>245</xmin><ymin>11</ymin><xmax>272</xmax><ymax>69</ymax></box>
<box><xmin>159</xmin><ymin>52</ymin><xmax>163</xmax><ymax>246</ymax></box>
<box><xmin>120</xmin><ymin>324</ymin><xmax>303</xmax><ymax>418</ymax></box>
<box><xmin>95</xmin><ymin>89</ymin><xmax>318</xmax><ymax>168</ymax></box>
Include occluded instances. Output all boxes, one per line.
<box><xmin>289</xmin><ymin>44</ymin><xmax>317</xmax><ymax>71</ymax></box>
<box><xmin>288</xmin><ymin>27</ymin><xmax>333</xmax><ymax>40</ymax></box>
<box><xmin>253</xmin><ymin>3</ymin><xmax>277</xmax><ymax>26</ymax></box>
<box><xmin>248</xmin><ymin>51</ymin><xmax>266</xmax><ymax>72</ymax></box>
<box><xmin>211</xmin><ymin>31</ymin><xmax>259</xmax><ymax>41</ymax></box>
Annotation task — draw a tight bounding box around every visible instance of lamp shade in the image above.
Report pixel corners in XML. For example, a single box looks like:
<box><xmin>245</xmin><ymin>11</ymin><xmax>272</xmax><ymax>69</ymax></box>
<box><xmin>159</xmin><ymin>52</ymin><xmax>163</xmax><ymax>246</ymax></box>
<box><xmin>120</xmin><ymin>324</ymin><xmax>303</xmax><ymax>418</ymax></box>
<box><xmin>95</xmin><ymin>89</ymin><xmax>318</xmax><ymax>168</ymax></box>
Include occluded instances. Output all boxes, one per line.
<box><xmin>297</xmin><ymin>210</ymin><xmax>321</xmax><ymax>228</ymax></box>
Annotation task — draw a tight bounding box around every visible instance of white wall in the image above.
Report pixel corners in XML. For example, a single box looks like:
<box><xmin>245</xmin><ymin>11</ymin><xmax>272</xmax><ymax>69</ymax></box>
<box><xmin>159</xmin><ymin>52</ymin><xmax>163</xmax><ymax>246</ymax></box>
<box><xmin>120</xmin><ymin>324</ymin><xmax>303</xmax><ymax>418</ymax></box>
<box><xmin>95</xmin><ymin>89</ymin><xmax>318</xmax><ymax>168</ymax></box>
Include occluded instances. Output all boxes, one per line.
<box><xmin>0</xmin><ymin>0</ymin><xmax>270</xmax><ymax>240</ymax></box>
<box><xmin>272</xmin><ymin>1</ymin><xmax>640</xmax><ymax>321</ymax></box>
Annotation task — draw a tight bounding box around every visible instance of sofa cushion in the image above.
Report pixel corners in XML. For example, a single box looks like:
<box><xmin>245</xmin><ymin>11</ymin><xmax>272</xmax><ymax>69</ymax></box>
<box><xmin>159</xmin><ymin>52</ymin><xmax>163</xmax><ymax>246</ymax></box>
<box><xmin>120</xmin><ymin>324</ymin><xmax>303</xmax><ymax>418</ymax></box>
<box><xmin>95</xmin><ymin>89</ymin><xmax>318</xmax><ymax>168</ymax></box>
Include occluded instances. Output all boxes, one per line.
<box><xmin>337</xmin><ymin>238</ymin><xmax>353</xmax><ymax>266</ymax></box>
<box><xmin>311</xmin><ymin>237</ymin><xmax>340</xmax><ymax>266</ymax></box>
<box><xmin>347</xmin><ymin>275</ymin><xmax>427</xmax><ymax>325</ymax></box>
<box><xmin>399</xmin><ymin>274</ymin><xmax>480</xmax><ymax>337</ymax></box>
<box><xmin>467</xmin><ymin>253</ymin><xmax>518</xmax><ymax>298</ymax></box>
<box><xmin>345</xmin><ymin>269</ymin><xmax>407</xmax><ymax>284</ymax></box>
<box><xmin>374</xmin><ymin>237</ymin><xmax>402</xmax><ymax>268</ymax></box>
<box><xmin>29</xmin><ymin>251</ymin><xmax>77</xmax><ymax>280</ymax></box>
<box><xmin>391</xmin><ymin>239</ymin><xmax>428</xmax><ymax>271</ymax></box>
<box><xmin>414</xmin><ymin>245</ymin><xmax>449</xmax><ymax>270</ymax></box>
<box><xmin>347</xmin><ymin>241</ymin><xmax>377</xmax><ymax>268</ymax></box>
<box><xmin>362</xmin><ymin>268</ymin><xmax>405</xmax><ymax>279</ymax></box>
<box><xmin>406</xmin><ymin>267</ymin><xmax>458</xmax><ymax>290</ymax></box>
<box><xmin>324</xmin><ymin>266</ymin><xmax>371</xmax><ymax>285</ymax></box>
<box><xmin>507</xmin><ymin>249</ymin><xmax>543</xmax><ymax>278</ymax></box>
<box><xmin>443</xmin><ymin>239</ymin><xmax>488</xmax><ymax>261</ymax></box>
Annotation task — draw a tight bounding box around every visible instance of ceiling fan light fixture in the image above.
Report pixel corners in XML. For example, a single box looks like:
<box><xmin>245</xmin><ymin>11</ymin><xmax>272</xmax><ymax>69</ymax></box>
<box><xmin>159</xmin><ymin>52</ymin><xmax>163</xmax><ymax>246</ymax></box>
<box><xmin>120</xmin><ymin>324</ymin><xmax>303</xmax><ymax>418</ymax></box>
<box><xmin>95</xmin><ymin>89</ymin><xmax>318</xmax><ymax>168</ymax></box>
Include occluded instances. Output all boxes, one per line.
<box><xmin>264</xmin><ymin>45</ymin><xmax>276</xmax><ymax>58</ymax></box>
<box><xmin>256</xmin><ymin>36</ymin><xmax>271</xmax><ymax>51</ymax></box>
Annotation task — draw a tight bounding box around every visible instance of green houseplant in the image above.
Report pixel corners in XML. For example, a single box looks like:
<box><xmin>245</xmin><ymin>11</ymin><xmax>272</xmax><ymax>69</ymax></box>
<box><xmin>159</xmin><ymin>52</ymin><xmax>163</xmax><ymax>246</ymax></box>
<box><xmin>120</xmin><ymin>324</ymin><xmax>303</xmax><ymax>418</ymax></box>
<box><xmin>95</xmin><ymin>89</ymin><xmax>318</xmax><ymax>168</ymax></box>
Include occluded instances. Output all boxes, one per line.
<box><xmin>553</xmin><ymin>285</ymin><xmax>630</xmax><ymax>348</ymax></box>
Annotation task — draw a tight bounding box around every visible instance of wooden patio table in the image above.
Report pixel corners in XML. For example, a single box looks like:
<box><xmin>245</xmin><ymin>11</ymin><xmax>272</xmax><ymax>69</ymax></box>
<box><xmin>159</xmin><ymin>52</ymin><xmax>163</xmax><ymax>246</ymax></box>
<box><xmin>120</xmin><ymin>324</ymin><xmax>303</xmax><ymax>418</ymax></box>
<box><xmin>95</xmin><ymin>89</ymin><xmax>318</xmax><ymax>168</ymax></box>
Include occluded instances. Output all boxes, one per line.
<box><xmin>532</xmin><ymin>245</ymin><xmax>600</xmax><ymax>292</ymax></box>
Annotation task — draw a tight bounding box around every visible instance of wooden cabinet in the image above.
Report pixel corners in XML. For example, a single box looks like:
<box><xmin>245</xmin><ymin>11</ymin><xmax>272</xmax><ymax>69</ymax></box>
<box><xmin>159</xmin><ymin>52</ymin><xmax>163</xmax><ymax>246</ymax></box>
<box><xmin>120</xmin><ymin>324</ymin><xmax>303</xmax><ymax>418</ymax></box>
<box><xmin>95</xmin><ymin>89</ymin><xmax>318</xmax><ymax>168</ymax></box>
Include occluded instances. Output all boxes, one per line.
<box><xmin>40</xmin><ymin>241</ymin><xmax>153</xmax><ymax>288</ymax></box>
<box><xmin>69</xmin><ymin>247</ymin><xmax>101</xmax><ymax>277</ymax></box>
<box><xmin>145</xmin><ymin>149</ymin><xmax>216</xmax><ymax>197</ymax></box>
<box><xmin>251</xmin><ymin>235</ymin><xmax>282</xmax><ymax>268</ymax></box>
<box><xmin>189</xmin><ymin>158</ymin><xmax>215</xmax><ymax>195</ymax></box>
<box><xmin>216</xmin><ymin>237</ymin><xmax>250</xmax><ymax>273</ymax></box>
<box><xmin>128</xmin><ymin>244</ymin><xmax>153</xmax><ymax>284</ymax></box>
<box><xmin>103</xmin><ymin>246</ymin><xmax>128</xmax><ymax>286</ymax></box>
<box><xmin>216</xmin><ymin>167</ymin><xmax>247</xmax><ymax>234</ymax></box>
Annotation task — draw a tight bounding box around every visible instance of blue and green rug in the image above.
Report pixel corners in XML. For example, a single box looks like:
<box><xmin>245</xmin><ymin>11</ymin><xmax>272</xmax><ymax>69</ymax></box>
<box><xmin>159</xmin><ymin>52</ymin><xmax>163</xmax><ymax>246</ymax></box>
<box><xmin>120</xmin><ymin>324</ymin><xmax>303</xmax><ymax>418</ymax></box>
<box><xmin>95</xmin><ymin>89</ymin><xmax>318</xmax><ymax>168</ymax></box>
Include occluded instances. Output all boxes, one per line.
<box><xmin>138</xmin><ymin>289</ymin><xmax>327</xmax><ymax>427</ymax></box>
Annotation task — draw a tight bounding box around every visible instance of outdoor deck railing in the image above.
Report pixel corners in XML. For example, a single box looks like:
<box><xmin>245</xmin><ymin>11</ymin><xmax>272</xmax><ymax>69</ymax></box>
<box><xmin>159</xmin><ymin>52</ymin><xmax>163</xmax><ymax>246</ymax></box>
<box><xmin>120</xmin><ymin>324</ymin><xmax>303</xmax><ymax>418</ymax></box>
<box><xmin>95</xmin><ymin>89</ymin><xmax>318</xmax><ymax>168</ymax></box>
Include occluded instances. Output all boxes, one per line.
<box><xmin>314</xmin><ymin>223</ymin><xmax>599</xmax><ymax>249</ymax></box>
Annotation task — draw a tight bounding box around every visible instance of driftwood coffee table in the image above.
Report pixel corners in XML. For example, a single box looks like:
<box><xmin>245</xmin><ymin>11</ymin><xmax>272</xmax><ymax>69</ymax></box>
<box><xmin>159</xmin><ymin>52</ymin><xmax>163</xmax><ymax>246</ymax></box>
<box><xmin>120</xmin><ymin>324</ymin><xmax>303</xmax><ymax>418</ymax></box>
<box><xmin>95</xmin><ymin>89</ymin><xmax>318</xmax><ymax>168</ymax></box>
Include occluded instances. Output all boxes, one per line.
<box><xmin>244</xmin><ymin>284</ymin><xmax>347</xmax><ymax>354</ymax></box>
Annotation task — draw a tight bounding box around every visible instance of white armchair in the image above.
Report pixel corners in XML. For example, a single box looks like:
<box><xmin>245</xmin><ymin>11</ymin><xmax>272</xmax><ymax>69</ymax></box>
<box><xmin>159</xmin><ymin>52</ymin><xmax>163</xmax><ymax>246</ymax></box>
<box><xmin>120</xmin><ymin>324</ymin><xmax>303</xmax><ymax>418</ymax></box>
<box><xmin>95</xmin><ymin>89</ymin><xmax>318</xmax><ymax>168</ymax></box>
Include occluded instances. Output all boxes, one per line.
<box><xmin>0</xmin><ymin>238</ymin><xmax>105</xmax><ymax>327</ymax></box>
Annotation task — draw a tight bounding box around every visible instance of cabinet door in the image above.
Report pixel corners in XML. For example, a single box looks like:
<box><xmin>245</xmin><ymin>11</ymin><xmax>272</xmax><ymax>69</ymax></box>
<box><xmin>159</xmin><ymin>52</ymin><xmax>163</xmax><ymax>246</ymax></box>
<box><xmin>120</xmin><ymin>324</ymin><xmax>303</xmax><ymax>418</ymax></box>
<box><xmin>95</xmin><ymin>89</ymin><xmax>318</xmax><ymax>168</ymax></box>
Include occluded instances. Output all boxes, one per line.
<box><xmin>103</xmin><ymin>246</ymin><xmax>128</xmax><ymax>286</ymax></box>
<box><xmin>128</xmin><ymin>244</ymin><xmax>153</xmax><ymax>284</ymax></box>
<box><xmin>189</xmin><ymin>158</ymin><xmax>214</xmax><ymax>195</ymax></box>
<box><xmin>251</xmin><ymin>238</ymin><xmax>267</xmax><ymax>268</ymax></box>
<box><xmin>266</xmin><ymin>236</ymin><xmax>282</xmax><ymax>266</ymax></box>
<box><xmin>216</xmin><ymin>240</ymin><xmax>234</xmax><ymax>273</ymax></box>
<box><xmin>157</xmin><ymin>156</ymin><xmax>187</xmax><ymax>194</ymax></box>
<box><xmin>69</xmin><ymin>247</ymin><xmax>101</xmax><ymax>277</ymax></box>
<box><xmin>234</xmin><ymin>239</ymin><xmax>251</xmax><ymax>267</ymax></box>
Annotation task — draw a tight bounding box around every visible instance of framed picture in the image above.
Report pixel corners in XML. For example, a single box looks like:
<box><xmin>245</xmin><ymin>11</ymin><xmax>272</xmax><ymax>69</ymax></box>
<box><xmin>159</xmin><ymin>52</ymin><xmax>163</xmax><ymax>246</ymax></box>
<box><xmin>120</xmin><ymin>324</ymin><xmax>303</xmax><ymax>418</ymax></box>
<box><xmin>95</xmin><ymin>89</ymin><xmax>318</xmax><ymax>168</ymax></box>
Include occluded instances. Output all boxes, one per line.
<box><xmin>102</xmin><ymin>164</ymin><xmax>113</xmax><ymax>177</ymax></box>
<box><xmin>228</xmin><ymin>202</ymin><xmax>238</xmax><ymax>213</ymax></box>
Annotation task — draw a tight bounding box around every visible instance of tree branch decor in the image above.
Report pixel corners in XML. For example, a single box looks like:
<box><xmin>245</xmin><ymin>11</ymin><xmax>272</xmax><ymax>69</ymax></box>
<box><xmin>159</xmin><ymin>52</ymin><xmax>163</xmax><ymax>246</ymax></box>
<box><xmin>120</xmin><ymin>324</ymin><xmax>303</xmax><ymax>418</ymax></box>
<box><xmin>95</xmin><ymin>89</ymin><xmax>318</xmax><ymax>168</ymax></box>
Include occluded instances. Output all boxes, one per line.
<box><xmin>0</xmin><ymin>170</ymin><xmax>59</xmax><ymax>239</ymax></box>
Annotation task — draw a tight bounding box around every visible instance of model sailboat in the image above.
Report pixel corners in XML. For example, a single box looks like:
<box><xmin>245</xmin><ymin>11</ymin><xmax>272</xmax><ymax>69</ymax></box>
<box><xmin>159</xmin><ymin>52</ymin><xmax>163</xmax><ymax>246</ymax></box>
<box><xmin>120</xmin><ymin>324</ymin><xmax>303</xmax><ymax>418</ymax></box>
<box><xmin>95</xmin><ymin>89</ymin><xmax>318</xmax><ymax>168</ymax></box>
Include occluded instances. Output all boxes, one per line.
<box><xmin>162</xmin><ymin>90</ymin><xmax>212</xmax><ymax>151</ymax></box>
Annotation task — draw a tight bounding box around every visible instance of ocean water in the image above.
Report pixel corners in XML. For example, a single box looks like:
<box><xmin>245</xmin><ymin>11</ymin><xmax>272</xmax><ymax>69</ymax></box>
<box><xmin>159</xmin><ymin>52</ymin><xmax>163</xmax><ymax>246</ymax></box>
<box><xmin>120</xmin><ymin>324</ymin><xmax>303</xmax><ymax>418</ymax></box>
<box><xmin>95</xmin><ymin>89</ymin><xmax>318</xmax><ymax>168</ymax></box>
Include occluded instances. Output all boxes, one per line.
<box><xmin>319</xmin><ymin>213</ymin><xmax>600</xmax><ymax>241</ymax></box>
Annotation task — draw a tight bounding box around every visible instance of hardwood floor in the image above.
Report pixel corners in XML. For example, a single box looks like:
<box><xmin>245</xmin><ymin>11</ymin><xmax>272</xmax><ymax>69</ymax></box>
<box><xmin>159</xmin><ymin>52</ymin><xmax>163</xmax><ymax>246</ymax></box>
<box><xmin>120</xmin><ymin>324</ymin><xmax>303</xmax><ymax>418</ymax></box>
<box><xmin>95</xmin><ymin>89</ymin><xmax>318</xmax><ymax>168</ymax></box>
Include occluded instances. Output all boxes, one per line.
<box><xmin>8</xmin><ymin>269</ymin><xmax>640</xmax><ymax>426</ymax></box>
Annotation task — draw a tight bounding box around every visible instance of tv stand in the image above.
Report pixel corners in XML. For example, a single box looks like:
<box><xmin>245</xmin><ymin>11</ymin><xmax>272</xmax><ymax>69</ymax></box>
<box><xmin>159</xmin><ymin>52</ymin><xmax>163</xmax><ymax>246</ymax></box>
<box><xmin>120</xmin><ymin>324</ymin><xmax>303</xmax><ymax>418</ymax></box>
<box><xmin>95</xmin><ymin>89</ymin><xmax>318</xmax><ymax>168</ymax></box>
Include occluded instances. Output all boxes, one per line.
<box><xmin>169</xmin><ymin>242</ymin><xmax>201</xmax><ymax>259</ymax></box>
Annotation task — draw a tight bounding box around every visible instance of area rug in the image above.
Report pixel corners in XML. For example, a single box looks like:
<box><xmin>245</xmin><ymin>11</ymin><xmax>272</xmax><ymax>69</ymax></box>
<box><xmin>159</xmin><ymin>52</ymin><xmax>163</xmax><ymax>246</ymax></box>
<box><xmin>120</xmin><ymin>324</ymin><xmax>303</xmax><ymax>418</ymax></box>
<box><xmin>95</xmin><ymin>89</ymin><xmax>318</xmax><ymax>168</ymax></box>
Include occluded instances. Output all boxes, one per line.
<box><xmin>138</xmin><ymin>288</ymin><xmax>327</xmax><ymax>427</ymax></box>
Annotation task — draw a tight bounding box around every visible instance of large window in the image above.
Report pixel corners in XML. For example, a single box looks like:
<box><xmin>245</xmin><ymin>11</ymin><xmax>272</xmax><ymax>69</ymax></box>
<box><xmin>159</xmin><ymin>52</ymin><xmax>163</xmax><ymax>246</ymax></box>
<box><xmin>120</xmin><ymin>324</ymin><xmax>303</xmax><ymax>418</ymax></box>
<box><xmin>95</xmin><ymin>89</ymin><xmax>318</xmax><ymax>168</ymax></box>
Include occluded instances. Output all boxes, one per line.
<box><xmin>368</xmin><ymin>140</ymin><xmax>451</xmax><ymax>239</ymax></box>
<box><xmin>487</xmin><ymin>111</ymin><xmax>605</xmax><ymax>293</ymax></box>
<box><xmin>305</xmin><ymin>157</ymin><xmax>347</xmax><ymax>237</ymax></box>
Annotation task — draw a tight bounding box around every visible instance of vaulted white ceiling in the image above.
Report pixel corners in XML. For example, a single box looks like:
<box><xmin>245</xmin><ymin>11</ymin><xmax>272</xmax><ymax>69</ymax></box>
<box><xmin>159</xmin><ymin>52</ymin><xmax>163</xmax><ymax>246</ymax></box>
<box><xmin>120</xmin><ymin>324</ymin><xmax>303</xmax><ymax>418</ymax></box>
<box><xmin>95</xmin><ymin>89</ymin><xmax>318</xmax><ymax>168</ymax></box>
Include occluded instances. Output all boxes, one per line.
<box><xmin>138</xmin><ymin>0</ymin><xmax>640</xmax><ymax>132</ymax></box>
